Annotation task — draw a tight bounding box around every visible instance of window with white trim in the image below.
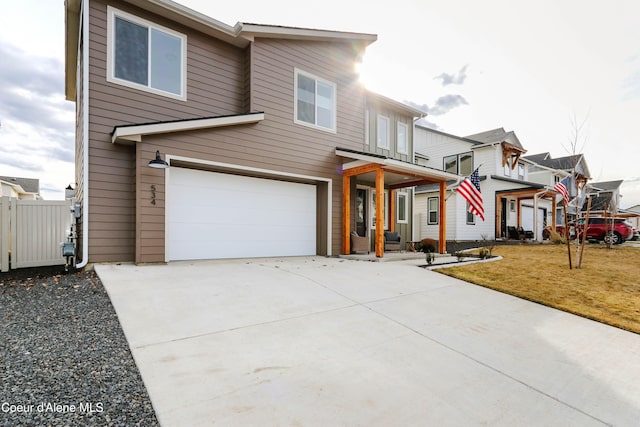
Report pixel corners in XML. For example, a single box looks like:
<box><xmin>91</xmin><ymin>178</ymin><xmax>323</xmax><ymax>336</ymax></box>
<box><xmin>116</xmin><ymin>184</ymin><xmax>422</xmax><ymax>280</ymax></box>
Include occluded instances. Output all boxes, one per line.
<box><xmin>377</xmin><ymin>115</ymin><xmax>390</xmax><ymax>149</ymax></box>
<box><xmin>107</xmin><ymin>7</ymin><xmax>186</xmax><ymax>99</ymax></box>
<box><xmin>397</xmin><ymin>122</ymin><xmax>408</xmax><ymax>154</ymax></box>
<box><xmin>397</xmin><ymin>192</ymin><xmax>408</xmax><ymax>223</ymax></box>
<box><xmin>428</xmin><ymin>197</ymin><xmax>439</xmax><ymax>225</ymax></box>
<box><xmin>504</xmin><ymin>158</ymin><xmax>511</xmax><ymax>176</ymax></box>
<box><xmin>466</xmin><ymin>202</ymin><xmax>475</xmax><ymax>224</ymax></box>
<box><xmin>364</xmin><ymin>110</ymin><xmax>370</xmax><ymax>145</ymax></box>
<box><xmin>294</xmin><ymin>69</ymin><xmax>336</xmax><ymax>132</ymax></box>
<box><xmin>518</xmin><ymin>162</ymin><xmax>525</xmax><ymax>180</ymax></box>
<box><xmin>443</xmin><ymin>152</ymin><xmax>473</xmax><ymax>175</ymax></box>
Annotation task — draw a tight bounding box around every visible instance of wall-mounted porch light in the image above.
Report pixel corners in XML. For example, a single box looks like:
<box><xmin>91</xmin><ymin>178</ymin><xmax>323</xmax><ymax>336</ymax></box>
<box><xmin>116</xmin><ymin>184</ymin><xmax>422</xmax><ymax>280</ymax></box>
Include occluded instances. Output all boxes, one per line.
<box><xmin>149</xmin><ymin>150</ymin><xmax>169</xmax><ymax>169</ymax></box>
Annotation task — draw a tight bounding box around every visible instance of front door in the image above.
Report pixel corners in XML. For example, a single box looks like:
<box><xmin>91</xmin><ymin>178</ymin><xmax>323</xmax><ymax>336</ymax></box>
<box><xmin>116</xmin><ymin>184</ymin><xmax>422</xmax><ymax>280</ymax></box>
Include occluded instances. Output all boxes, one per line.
<box><xmin>356</xmin><ymin>188</ymin><xmax>367</xmax><ymax>237</ymax></box>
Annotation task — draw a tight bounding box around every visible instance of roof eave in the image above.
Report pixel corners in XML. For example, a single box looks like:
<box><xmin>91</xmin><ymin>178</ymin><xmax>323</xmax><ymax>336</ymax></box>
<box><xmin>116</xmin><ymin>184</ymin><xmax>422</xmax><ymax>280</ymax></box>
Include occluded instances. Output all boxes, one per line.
<box><xmin>64</xmin><ymin>0</ymin><xmax>81</xmax><ymax>101</ymax></box>
<box><xmin>111</xmin><ymin>112</ymin><xmax>265</xmax><ymax>143</ymax></box>
<box><xmin>239</xmin><ymin>23</ymin><xmax>377</xmax><ymax>45</ymax></box>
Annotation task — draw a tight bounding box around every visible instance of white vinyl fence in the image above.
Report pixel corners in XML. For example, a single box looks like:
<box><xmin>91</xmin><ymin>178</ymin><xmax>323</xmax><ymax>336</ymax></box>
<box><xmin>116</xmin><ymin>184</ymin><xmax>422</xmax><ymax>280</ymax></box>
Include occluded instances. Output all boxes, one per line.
<box><xmin>0</xmin><ymin>197</ymin><xmax>72</xmax><ymax>272</ymax></box>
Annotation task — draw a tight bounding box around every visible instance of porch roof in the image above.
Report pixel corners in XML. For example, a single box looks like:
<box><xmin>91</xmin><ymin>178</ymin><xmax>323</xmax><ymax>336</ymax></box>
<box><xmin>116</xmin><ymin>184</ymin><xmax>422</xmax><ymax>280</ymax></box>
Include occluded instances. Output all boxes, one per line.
<box><xmin>111</xmin><ymin>112</ymin><xmax>265</xmax><ymax>144</ymax></box>
<box><xmin>336</xmin><ymin>148</ymin><xmax>461</xmax><ymax>187</ymax></box>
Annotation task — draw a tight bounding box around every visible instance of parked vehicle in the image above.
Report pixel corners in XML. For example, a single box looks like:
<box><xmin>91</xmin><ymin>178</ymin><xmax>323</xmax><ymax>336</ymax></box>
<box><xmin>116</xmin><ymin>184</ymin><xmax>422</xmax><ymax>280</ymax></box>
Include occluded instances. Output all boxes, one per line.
<box><xmin>574</xmin><ymin>217</ymin><xmax>634</xmax><ymax>245</ymax></box>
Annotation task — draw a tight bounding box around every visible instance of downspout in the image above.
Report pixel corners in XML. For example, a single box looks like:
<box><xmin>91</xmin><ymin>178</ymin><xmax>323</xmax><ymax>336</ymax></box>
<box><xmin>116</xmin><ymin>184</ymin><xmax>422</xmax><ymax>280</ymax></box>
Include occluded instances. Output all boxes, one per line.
<box><xmin>76</xmin><ymin>0</ymin><xmax>90</xmax><ymax>268</ymax></box>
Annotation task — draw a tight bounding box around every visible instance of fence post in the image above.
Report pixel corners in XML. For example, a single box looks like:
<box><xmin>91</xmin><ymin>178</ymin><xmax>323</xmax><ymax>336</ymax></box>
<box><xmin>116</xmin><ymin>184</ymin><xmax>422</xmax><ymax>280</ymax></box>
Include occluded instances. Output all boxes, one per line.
<box><xmin>10</xmin><ymin>198</ymin><xmax>17</xmax><ymax>270</ymax></box>
<box><xmin>0</xmin><ymin>197</ymin><xmax>9</xmax><ymax>272</ymax></box>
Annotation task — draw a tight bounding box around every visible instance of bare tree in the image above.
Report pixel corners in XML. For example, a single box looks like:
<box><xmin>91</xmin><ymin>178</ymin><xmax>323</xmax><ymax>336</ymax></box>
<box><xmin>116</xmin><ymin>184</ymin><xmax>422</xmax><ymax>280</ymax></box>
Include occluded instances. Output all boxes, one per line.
<box><xmin>562</xmin><ymin>113</ymin><xmax>590</xmax><ymax>269</ymax></box>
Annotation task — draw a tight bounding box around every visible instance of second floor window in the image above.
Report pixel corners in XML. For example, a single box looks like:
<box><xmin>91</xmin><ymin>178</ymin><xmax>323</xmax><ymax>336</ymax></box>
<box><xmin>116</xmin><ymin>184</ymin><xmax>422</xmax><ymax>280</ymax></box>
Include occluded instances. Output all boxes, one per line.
<box><xmin>518</xmin><ymin>163</ymin><xmax>525</xmax><ymax>180</ymax></box>
<box><xmin>108</xmin><ymin>7</ymin><xmax>186</xmax><ymax>99</ymax></box>
<box><xmin>397</xmin><ymin>122</ymin><xmax>408</xmax><ymax>154</ymax></box>
<box><xmin>377</xmin><ymin>115</ymin><xmax>390</xmax><ymax>149</ymax></box>
<box><xmin>443</xmin><ymin>152</ymin><xmax>473</xmax><ymax>176</ymax></box>
<box><xmin>295</xmin><ymin>69</ymin><xmax>336</xmax><ymax>132</ymax></box>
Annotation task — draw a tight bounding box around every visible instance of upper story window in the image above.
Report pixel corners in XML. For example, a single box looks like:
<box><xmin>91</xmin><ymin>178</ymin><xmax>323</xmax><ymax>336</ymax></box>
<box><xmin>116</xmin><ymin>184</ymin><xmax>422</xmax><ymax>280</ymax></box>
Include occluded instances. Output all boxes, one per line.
<box><xmin>504</xmin><ymin>158</ymin><xmax>511</xmax><ymax>176</ymax></box>
<box><xmin>397</xmin><ymin>122</ymin><xmax>408</xmax><ymax>154</ymax></box>
<box><xmin>107</xmin><ymin>7</ymin><xmax>186</xmax><ymax>100</ymax></box>
<box><xmin>443</xmin><ymin>152</ymin><xmax>473</xmax><ymax>176</ymax></box>
<box><xmin>377</xmin><ymin>115</ymin><xmax>390</xmax><ymax>149</ymax></box>
<box><xmin>518</xmin><ymin>162</ymin><xmax>525</xmax><ymax>180</ymax></box>
<box><xmin>294</xmin><ymin>69</ymin><xmax>336</xmax><ymax>132</ymax></box>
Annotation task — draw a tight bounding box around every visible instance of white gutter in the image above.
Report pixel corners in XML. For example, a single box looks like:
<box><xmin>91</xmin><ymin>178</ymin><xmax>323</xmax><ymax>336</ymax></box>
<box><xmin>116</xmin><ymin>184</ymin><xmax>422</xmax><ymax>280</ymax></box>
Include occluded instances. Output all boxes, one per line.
<box><xmin>76</xmin><ymin>0</ymin><xmax>89</xmax><ymax>269</ymax></box>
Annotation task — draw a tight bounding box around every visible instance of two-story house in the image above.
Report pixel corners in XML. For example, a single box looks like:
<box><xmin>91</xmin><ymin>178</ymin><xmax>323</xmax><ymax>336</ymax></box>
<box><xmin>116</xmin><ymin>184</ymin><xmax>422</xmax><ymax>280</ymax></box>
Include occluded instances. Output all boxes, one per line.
<box><xmin>64</xmin><ymin>0</ymin><xmax>457</xmax><ymax>265</ymax></box>
<box><xmin>414</xmin><ymin>126</ymin><xmax>560</xmax><ymax>242</ymax></box>
<box><xmin>523</xmin><ymin>152</ymin><xmax>591</xmax><ymax>224</ymax></box>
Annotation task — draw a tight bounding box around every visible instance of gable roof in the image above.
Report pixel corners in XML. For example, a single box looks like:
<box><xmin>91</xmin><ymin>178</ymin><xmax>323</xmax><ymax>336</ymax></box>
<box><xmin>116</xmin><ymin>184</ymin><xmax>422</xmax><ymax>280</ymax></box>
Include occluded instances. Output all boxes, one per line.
<box><xmin>465</xmin><ymin>127</ymin><xmax>526</xmax><ymax>151</ymax></box>
<box><xmin>523</xmin><ymin>152</ymin><xmax>551</xmax><ymax>163</ymax></box>
<box><xmin>65</xmin><ymin>0</ymin><xmax>377</xmax><ymax>100</ymax></box>
<box><xmin>0</xmin><ymin>176</ymin><xmax>40</xmax><ymax>194</ymax></box>
<box><xmin>525</xmin><ymin>153</ymin><xmax>592</xmax><ymax>179</ymax></box>
<box><xmin>589</xmin><ymin>180</ymin><xmax>624</xmax><ymax>192</ymax></box>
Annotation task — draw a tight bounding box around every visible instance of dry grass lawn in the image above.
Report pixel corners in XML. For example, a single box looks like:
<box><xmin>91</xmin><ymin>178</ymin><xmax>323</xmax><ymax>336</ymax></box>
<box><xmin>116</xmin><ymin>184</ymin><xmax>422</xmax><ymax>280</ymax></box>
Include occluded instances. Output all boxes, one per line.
<box><xmin>439</xmin><ymin>244</ymin><xmax>640</xmax><ymax>334</ymax></box>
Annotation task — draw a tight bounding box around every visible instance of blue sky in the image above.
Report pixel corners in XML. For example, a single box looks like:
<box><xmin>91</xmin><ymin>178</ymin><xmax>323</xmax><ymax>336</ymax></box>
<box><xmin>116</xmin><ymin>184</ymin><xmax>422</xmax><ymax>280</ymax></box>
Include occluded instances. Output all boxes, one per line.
<box><xmin>1</xmin><ymin>0</ymin><xmax>639</xmax><ymax>207</ymax></box>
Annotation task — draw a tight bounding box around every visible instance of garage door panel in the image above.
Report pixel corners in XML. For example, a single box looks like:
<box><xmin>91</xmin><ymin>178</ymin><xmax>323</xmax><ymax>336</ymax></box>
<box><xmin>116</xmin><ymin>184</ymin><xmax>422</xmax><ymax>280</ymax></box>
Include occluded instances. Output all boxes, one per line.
<box><xmin>168</xmin><ymin>168</ymin><xmax>316</xmax><ymax>260</ymax></box>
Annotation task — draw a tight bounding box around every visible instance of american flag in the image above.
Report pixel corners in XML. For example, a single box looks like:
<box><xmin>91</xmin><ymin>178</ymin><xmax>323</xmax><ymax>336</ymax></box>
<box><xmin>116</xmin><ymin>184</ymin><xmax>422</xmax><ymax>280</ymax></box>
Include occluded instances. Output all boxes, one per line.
<box><xmin>554</xmin><ymin>176</ymin><xmax>571</xmax><ymax>204</ymax></box>
<box><xmin>457</xmin><ymin>168</ymin><xmax>485</xmax><ymax>221</ymax></box>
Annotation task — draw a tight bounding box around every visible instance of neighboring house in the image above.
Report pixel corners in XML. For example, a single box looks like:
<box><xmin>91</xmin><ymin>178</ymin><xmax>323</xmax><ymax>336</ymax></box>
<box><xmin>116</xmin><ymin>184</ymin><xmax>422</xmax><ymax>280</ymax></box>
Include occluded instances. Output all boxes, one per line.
<box><xmin>414</xmin><ymin>126</ymin><xmax>561</xmax><ymax>242</ymax></box>
<box><xmin>524</xmin><ymin>152</ymin><xmax>591</xmax><ymax>224</ymax></box>
<box><xmin>623</xmin><ymin>204</ymin><xmax>640</xmax><ymax>229</ymax></box>
<box><xmin>582</xmin><ymin>180</ymin><xmax>624</xmax><ymax>216</ymax></box>
<box><xmin>0</xmin><ymin>176</ymin><xmax>42</xmax><ymax>200</ymax></box>
<box><xmin>64</xmin><ymin>0</ymin><xmax>457</xmax><ymax>264</ymax></box>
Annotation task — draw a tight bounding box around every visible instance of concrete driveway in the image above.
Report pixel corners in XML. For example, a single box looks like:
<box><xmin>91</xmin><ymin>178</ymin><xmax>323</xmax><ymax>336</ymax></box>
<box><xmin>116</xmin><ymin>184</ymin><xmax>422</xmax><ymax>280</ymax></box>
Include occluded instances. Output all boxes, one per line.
<box><xmin>96</xmin><ymin>257</ymin><xmax>640</xmax><ymax>426</ymax></box>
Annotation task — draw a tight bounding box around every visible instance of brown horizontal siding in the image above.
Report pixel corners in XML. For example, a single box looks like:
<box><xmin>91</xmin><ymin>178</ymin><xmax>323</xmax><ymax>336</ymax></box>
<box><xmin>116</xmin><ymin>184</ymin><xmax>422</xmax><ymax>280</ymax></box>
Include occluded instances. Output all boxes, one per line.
<box><xmin>86</xmin><ymin>0</ymin><xmax>249</xmax><ymax>263</ymax></box>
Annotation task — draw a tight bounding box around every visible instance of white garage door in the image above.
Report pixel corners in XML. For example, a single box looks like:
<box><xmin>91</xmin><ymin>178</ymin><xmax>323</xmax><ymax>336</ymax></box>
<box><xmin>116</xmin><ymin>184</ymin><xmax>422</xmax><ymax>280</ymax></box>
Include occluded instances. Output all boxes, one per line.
<box><xmin>168</xmin><ymin>168</ymin><xmax>316</xmax><ymax>260</ymax></box>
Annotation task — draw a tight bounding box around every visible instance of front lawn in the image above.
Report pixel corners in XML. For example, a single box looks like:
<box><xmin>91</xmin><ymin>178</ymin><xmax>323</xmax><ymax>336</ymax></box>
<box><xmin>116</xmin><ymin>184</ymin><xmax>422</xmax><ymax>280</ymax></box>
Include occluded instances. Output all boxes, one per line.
<box><xmin>438</xmin><ymin>244</ymin><xmax>640</xmax><ymax>334</ymax></box>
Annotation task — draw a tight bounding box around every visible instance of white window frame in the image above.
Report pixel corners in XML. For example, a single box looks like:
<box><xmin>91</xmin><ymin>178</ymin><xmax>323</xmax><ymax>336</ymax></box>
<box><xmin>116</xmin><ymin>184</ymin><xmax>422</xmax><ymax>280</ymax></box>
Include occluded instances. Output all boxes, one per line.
<box><xmin>504</xmin><ymin>158</ymin><xmax>511</xmax><ymax>176</ymax></box>
<box><xmin>377</xmin><ymin>115</ymin><xmax>390</xmax><ymax>149</ymax></box>
<box><xmin>466</xmin><ymin>202</ymin><xmax>476</xmax><ymax>224</ymax></box>
<box><xmin>518</xmin><ymin>162</ymin><xmax>525</xmax><ymax>180</ymax></box>
<box><xmin>107</xmin><ymin>6</ymin><xmax>187</xmax><ymax>101</ymax></box>
<box><xmin>427</xmin><ymin>197</ymin><xmax>439</xmax><ymax>225</ymax></box>
<box><xmin>294</xmin><ymin>68</ymin><xmax>337</xmax><ymax>133</ymax></box>
<box><xmin>397</xmin><ymin>122</ymin><xmax>408</xmax><ymax>154</ymax></box>
<box><xmin>443</xmin><ymin>152</ymin><xmax>473</xmax><ymax>175</ymax></box>
<box><xmin>397</xmin><ymin>192</ymin><xmax>408</xmax><ymax>224</ymax></box>
<box><xmin>364</xmin><ymin>110</ymin><xmax>370</xmax><ymax>145</ymax></box>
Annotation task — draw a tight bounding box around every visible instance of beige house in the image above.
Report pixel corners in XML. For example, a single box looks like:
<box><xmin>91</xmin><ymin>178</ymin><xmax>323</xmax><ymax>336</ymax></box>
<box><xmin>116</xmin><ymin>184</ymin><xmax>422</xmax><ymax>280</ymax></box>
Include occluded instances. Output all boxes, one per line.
<box><xmin>65</xmin><ymin>0</ymin><xmax>457</xmax><ymax>265</ymax></box>
<box><xmin>0</xmin><ymin>176</ymin><xmax>42</xmax><ymax>200</ymax></box>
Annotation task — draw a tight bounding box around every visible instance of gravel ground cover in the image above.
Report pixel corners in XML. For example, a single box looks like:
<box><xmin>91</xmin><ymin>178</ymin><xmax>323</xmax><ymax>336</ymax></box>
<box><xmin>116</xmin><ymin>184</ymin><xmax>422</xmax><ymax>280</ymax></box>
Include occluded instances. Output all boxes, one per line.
<box><xmin>1</xmin><ymin>267</ymin><xmax>158</xmax><ymax>426</ymax></box>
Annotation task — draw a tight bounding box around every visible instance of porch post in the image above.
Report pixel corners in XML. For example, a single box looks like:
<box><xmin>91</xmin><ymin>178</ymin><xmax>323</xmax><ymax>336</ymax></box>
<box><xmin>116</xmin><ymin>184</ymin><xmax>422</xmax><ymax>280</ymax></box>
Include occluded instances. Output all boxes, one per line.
<box><xmin>342</xmin><ymin>174</ymin><xmax>351</xmax><ymax>255</ymax></box>
<box><xmin>496</xmin><ymin>195</ymin><xmax>502</xmax><ymax>239</ymax></box>
<box><xmin>375</xmin><ymin>168</ymin><xmax>384</xmax><ymax>257</ymax></box>
<box><xmin>438</xmin><ymin>181</ymin><xmax>447</xmax><ymax>254</ymax></box>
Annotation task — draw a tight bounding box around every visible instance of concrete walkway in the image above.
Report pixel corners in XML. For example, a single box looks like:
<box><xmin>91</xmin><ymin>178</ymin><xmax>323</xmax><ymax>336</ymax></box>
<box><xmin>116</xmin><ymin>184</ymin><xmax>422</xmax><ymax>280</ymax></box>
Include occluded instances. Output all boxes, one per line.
<box><xmin>96</xmin><ymin>257</ymin><xmax>640</xmax><ymax>426</ymax></box>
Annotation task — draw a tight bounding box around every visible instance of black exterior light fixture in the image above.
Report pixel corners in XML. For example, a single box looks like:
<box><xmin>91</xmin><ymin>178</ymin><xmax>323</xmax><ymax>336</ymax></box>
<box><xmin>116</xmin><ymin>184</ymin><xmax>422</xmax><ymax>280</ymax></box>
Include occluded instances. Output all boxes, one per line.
<box><xmin>149</xmin><ymin>150</ymin><xmax>169</xmax><ymax>169</ymax></box>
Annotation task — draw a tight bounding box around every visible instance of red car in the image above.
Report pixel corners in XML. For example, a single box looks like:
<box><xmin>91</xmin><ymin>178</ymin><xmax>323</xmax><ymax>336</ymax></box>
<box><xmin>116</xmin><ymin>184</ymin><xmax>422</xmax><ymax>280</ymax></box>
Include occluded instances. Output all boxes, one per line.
<box><xmin>575</xmin><ymin>217</ymin><xmax>634</xmax><ymax>245</ymax></box>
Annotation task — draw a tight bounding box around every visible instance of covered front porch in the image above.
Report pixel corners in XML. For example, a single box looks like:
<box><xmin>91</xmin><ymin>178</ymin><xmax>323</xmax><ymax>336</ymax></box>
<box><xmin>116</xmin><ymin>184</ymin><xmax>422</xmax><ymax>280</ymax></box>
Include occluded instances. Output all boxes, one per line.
<box><xmin>337</xmin><ymin>148</ymin><xmax>461</xmax><ymax>257</ymax></box>
<box><xmin>496</xmin><ymin>188</ymin><xmax>558</xmax><ymax>241</ymax></box>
